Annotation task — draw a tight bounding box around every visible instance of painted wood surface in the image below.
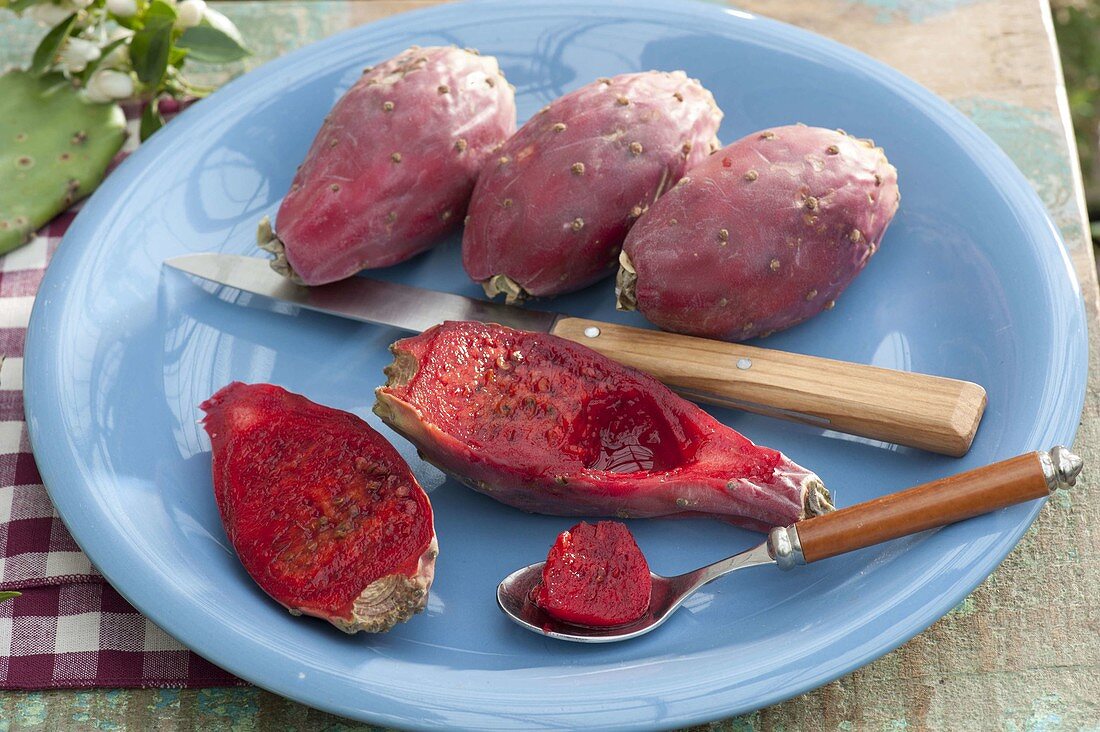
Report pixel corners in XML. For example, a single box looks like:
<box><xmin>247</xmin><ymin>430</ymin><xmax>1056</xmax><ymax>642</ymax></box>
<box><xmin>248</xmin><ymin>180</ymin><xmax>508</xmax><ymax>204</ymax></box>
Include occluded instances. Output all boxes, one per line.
<box><xmin>1</xmin><ymin>0</ymin><xmax>1097</xmax><ymax>728</ymax></box>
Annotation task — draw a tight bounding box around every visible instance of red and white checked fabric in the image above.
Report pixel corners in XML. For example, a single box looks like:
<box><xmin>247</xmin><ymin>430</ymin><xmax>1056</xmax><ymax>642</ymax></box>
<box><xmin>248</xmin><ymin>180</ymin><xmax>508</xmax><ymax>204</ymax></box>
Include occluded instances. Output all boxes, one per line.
<box><xmin>0</xmin><ymin>585</ymin><xmax>236</xmax><ymax>688</ymax></box>
<box><xmin>0</xmin><ymin>101</ymin><xmax>242</xmax><ymax>689</ymax></box>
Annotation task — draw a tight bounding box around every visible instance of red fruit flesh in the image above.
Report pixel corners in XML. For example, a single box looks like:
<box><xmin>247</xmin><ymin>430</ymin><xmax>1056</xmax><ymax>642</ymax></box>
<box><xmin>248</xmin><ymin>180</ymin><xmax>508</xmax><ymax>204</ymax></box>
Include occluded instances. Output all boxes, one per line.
<box><xmin>374</xmin><ymin>322</ymin><xmax>830</xmax><ymax>531</ymax></box>
<box><xmin>265</xmin><ymin>46</ymin><xmax>517</xmax><ymax>285</ymax></box>
<box><xmin>536</xmin><ymin>521</ymin><xmax>652</xmax><ymax>627</ymax></box>
<box><xmin>201</xmin><ymin>382</ymin><xmax>437</xmax><ymax>633</ymax></box>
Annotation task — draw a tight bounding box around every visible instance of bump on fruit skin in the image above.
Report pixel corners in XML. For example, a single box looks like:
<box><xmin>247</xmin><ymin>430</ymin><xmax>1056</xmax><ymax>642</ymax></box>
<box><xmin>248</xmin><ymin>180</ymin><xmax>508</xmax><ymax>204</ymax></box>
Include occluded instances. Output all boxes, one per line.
<box><xmin>201</xmin><ymin>382</ymin><xmax>437</xmax><ymax>634</ymax></box>
<box><xmin>264</xmin><ymin>46</ymin><xmax>517</xmax><ymax>285</ymax></box>
<box><xmin>374</xmin><ymin>321</ymin><xmax>830</xmax><ymax>531</ymax></box>
<box><xmin>0</xmin><ymin>71</ymin><xmax>125</xmax><ymax>254</ymax></box>
<box><xmin>462</xmin><ymin>71</ymin><xmax>724</xmax><ymax>303</ymax></box>
<box><xmin>617</xmin><ymin>125</ymin><xmax>900</xmax><ymax>341</ymax></box>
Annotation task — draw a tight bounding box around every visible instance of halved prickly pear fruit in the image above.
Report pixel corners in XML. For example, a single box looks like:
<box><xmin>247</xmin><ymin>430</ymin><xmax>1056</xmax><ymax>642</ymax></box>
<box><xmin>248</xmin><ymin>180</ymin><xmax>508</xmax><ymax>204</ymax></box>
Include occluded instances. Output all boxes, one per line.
<box><xmin>535</xmin><ymin>521</ymin><xmax>652</xmax><ymax>627</ymax></box>
<box><xmin>462</xmin><ymin>71</ymin><xmax>723</xmax><ymax>302</ymax></box>
<box><xmin>618</xmin><ymin>124</ymin><xmax>900</xmax><ymax>341</ymax></box>
<box><xmin>374</xmin><ymin>321</ymin><xmax>830</xmax><ymax>532</ymax></box>
<box><xmin>0</xmin><ymin>71</ymin><xmax>126</xmax><ymax>254</ymax></box>
<box><xmin>201</xmin><ymin>382</ymin><xmax>437</xmax><ymax>634</ymax></box>
<box><xmin>261</xmin><ymin>45</ymin><xmax>517</xmax><ymax>285</ymax></box>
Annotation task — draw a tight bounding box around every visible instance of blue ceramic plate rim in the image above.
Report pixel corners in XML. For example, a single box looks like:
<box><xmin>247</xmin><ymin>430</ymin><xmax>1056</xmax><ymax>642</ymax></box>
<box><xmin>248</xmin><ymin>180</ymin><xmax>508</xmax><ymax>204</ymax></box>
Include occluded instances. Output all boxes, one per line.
<box><xmin>24</xmin><ymin>0</ymin><xmax>1087</xmax><ymax>728</ymax></box>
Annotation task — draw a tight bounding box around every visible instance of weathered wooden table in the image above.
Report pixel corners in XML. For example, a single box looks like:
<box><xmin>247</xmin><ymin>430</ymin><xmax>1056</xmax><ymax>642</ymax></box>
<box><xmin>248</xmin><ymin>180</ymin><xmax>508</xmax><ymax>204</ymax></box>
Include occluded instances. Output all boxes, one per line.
<box><xmin>2</xmin><ymin>0</ymin><xmax>1098</xmax><ymax>728</ymax></box>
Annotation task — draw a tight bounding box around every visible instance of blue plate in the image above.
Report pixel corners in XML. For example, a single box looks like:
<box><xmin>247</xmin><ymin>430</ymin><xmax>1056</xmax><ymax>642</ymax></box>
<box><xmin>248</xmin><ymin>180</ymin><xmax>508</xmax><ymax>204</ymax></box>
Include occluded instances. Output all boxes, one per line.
<box><xmin>24</xmin><ymin>0</ymin><xmax>1086</xmax><ymax>728</ymax></box>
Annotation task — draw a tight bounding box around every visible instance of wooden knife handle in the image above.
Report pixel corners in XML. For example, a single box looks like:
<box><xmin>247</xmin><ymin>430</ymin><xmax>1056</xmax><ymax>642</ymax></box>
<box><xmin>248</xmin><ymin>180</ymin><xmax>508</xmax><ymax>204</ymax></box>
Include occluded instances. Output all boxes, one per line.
<box><xmin>550</xmin><ymin>317</ymin><xmax>987</xmax><ymax>457</ymax></box>
<box><xmin>794</xmin><ymin>449</ymin><xmax>1080</xmax><ymax>563</ymax></box>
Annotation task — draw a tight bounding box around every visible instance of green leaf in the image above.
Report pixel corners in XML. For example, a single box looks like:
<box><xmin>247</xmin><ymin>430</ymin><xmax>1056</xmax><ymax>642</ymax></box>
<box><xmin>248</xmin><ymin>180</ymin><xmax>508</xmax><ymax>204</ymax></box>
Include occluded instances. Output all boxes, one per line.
<box><xmin>113</xmin><ymin>14</ymin><xmax>139</xmax><ymax>31</ymax></box>
<box><xmin>200</xmin><ymin>7</ymin><xmax>245</xmax><ymax>46</ymax></box>
<box><xmin>36</xmin><ymin>70</ymin><xmax>72</xmax><ymax>95</ymax></box>
<box><xmin>30</xmin><ymin>12</ymin><xmax>78</xmax><ymax>76</ymax></box>
<box><xmin>79</xmin><ymin>37</ymin><xmax>128</xmax><ymax>86</ymax></box>
<box><xmin>144</xmin><ymin>0</ymin><xmax>176</xmax><ymax>21</ymax></box>
<box><xmin>177</xmin><ymin>25</ymin><xmax>250</xmax><ymax>64</ymax></box>
<box><xmin>140</xmin><ymin>98</ymin><xmax>164</xmax><ymax>141</ymax></box>
<box><xmin>129</xmin><ymin>16</ymin><xmax>173</xmax><ymax>84</ymax></box>
<box><xmin>6</xmin><ymin>0</ymin><xmax>40</xmax><ymax>12</ymax></box>
<box><xmin>168</xmin><ymin>45</ymin><xmax>188</xmax><ymax>68</ymax></box>
<box><xmin>0</xmin><ymin>591</ymin><xmax>21</xmax><ymax>604</ymax></box>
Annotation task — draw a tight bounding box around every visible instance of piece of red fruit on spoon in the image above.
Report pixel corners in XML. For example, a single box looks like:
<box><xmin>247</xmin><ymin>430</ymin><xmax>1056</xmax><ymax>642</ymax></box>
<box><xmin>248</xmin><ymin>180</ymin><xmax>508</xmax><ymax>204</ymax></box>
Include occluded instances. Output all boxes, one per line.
<box><xmin>200</xmin><ymin>382</ymin><xmax>438</xmax><ymax>634</ymax></box>
<box><xmin>535</xmin><ymin>521</ymin><xmax>652</xmax><ymax>627</ymax></box>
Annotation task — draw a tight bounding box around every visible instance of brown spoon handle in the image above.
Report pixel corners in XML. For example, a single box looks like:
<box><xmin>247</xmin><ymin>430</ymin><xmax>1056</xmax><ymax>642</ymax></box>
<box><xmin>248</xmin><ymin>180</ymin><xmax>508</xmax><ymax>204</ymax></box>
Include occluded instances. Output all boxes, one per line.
<box><xmin>776</xmin><ymin>448</ymin><xmax>1082</xmax><ymax>566</ymax></box>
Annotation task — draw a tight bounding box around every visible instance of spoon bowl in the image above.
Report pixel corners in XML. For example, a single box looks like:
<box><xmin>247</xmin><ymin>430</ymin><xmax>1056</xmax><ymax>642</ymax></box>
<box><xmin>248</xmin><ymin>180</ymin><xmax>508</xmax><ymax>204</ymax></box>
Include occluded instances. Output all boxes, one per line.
<box><xmin>496</xmin><ymin>447</ymin><xmax>1082</xmax><ymax>643</ymax></box>
<box><xmin>496</xmin><ymin>541</ymin><xmax>777</xmax><ymax>643</ymax></box>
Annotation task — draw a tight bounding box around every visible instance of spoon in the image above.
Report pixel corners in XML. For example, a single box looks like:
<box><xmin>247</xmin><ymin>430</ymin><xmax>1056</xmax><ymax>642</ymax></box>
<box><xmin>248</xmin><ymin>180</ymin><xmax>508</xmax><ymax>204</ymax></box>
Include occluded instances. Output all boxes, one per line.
<box><xmin>498</xmin><ymin>446</ymin><xmax>1083</xmax><ymax>643</ymax></box>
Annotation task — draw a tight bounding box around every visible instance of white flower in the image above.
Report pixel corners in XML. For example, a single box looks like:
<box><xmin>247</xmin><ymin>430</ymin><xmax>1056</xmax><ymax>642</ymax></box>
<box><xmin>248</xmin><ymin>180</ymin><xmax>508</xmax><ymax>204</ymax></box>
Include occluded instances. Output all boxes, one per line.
<box><xmin>101</xmin><ymin>27</ymin><xmax>132</xmax><ymax>67</ymax></box>
<box><xmin>24</xmin><ymin>3</ymin><xmax>74</xmax><ymax>26</ymax></box>
<box><xmin>175</xmin><ymin>0</ymin><xmax>206</xmax><ymax>28</ymax></box>
<box><xmin>107</xmin><ymin>26</ymin><xmax>134</xmax><ymax>43</ymax></box>
<box><xmin>106</xmin><ymin>0</ymin><xmax>137</xmax><ymax>17</ymax></box>
<box><xmin>85</xmin><ymin>69</ymin><xmax>133</xmax><ymax>103</ymax></box>
<box><xmin>57</xmin><ymin>36</ymin><xmax>101</xmax><ymax>73</ymax></box>
<box><xmin>69</xmin><ymin>0</ymin><xmax>94</xmax><ymax>8</ymax></box>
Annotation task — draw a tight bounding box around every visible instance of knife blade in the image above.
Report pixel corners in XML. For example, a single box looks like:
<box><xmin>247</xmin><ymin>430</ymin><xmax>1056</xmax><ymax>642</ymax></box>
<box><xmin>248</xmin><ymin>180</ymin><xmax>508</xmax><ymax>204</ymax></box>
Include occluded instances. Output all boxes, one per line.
<box><xmin>166</xmin><ymin>253</ymin><xmax>561</xmax><ymax>334</ymax></box>
<box><xmin>165</xmin><ymin>253</ymin><xmax>987</xmax><ymax>456</ymax></box>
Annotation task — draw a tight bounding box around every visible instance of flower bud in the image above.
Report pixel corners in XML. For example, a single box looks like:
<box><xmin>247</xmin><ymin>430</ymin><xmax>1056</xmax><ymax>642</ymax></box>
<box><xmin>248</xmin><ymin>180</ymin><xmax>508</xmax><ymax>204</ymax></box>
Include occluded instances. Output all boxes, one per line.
<box><xmin>106</xmin><ymin>0</ymin><xmax>137</xmax><ymax>17</ymax></box>
<box><xmin>175</xmin><ymin>0</ymin><xmax>206</xmax><ymax>28</ymax></box>
<box><xmin>58</xmin><ymin>37</ymin><xmax>101</xmax><ymax>73</ymax></box>
<box><xmin>86</xmin><ymin>69</ymin><xmax>134</xmax><ymax>104</ymax></box>
<box><xmin>102</xmin><ymin>28</ymin><xmax>133</xmax><ymax>67</ymax></box>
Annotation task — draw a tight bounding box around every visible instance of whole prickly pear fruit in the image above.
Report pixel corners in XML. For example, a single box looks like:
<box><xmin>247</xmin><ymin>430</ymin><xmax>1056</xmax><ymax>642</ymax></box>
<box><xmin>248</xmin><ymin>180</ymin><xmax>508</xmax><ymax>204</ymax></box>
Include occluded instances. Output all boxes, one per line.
<box><xmin>374</xmin><ymin>321</ymin><xmax>830</xmax><ymax>532</ymax></box>
<box><xmin>617</xmin><ymin>125</ymin><xmax>899</xmax><ymax>341</ymax></box>
<box><xmin>0</xmin><ymin>71</ymin><xmax>126</xmax><ymax>255</ymax></box>
<box><xmin>261</xmin><ymin>46</ymin><xmax>517</xmax><ymax>285</ymax></box>
<box><xmin>462</xmin><ymin>71</ymin><xmax>723</xmax><ymax>302</ymax></box>
<box><xmin>201</xmin><ymin>382</ymin><xmax>438</xmax><ymax>634</ymax></box>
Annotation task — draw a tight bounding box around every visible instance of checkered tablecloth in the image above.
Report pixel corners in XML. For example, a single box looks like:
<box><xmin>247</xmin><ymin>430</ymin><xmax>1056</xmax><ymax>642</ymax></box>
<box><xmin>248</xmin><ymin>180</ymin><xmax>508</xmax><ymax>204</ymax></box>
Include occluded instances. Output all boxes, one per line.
<box><xmin>0</xmin><ymin>103</ymin><xmax>242</xmax><ymax>689</ymax></box>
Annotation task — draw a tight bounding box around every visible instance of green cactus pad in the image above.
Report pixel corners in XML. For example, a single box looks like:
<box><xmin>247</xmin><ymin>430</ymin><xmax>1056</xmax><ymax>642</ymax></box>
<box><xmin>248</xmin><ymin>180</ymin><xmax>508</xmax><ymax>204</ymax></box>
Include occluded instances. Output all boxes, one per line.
<box><xmin>0</xmin><ymin>71</ymin><xmax>126</xmax><ymax>255</ymax></box>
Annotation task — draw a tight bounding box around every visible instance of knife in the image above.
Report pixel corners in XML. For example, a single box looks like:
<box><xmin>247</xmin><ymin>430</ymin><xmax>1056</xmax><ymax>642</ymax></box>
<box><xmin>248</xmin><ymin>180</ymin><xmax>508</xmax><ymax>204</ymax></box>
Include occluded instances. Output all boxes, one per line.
<box><xmin>165</xmin><ymin>253</ymin><xmax>987</xmax><ymax>456</ymax></box>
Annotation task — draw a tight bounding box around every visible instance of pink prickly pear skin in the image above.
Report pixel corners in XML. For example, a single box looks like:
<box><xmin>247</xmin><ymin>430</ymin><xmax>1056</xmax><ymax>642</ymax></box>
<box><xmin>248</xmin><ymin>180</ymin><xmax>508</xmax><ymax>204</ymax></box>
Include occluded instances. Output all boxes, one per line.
<box><xmin>462</xmin><ymin>71</ymin><xmax>723</xmax><ymax>302</ymax></box>
<box><xmin>618</xmin><ymin>125</ymin><xmax>900</xmax><ymax>341</ymax></box>
<box><xmin>262</xmin><ymin>46</ymin><xmax>517</xmax><ymax>285</ymax></box>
